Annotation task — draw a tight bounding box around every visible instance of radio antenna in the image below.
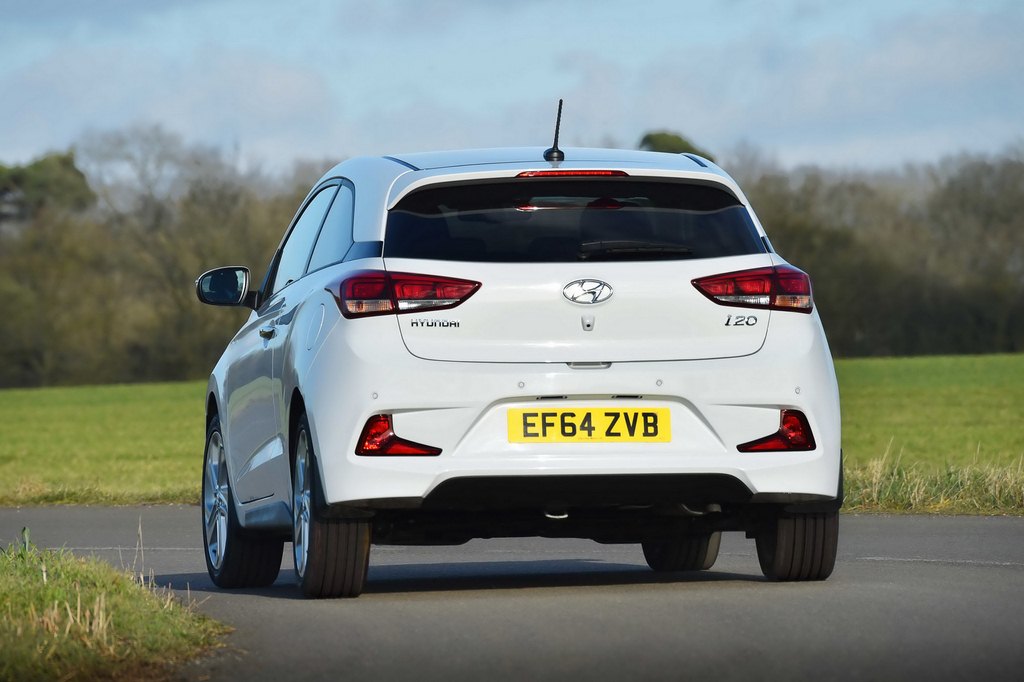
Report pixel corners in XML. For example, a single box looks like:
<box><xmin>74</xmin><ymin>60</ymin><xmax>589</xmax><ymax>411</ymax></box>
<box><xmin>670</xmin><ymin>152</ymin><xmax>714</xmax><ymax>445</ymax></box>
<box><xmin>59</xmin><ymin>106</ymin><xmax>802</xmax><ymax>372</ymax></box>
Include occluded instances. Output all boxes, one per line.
<box><xmin>543</xmin><ymin>99</ymin><xmax>565</xmax><ymax>163</ymax></box>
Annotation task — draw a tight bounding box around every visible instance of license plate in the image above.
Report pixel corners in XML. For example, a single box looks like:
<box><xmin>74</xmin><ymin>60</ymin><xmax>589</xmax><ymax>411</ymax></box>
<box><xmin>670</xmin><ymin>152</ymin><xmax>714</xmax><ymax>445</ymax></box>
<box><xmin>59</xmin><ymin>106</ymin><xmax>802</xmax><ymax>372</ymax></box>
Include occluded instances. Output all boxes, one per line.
<box><xmin>507</xmin><ymin>407</ymin><xmax>671</xmax><ymax>443</ymax></box>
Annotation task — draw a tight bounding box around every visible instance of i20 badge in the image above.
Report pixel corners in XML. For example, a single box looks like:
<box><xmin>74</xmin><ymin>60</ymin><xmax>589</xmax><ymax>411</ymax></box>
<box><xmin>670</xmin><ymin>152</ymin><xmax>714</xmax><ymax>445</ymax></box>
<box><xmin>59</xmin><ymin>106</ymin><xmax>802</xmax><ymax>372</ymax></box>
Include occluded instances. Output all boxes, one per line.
<box><xmin>563</xmin><ymin>279</ymin><xmax>613</xmax><ymax>304</ymax></box>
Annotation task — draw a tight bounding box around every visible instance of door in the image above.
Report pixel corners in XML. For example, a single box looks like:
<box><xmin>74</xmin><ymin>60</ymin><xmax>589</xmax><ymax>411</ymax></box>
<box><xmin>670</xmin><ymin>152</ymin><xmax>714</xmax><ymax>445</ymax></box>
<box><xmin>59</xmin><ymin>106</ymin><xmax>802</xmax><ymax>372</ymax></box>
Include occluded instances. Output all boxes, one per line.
<box><xmin>226</xmin><ymin>184</ymin><xmax>338</xmax><ymax>503</ymax></box>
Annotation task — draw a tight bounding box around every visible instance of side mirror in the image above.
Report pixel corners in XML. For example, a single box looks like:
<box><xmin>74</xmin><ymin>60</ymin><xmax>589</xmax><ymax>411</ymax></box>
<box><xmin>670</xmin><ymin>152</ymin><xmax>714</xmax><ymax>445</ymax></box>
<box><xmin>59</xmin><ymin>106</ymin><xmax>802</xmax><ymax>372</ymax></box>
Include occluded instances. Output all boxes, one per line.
<box><xmin>195</xmin><ymin>266</ymin><xmax>254</xmax><ymax>308</ymax></box>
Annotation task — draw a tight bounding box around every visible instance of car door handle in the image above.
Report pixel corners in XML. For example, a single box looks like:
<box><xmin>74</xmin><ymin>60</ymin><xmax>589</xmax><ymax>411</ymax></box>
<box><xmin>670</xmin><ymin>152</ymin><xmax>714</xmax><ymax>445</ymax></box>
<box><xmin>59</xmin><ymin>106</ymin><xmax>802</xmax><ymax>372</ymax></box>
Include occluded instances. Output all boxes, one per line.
<box><xmin>258</xmin><ymin>326</ymin><xmax>276</xmax><ymax>339</ymax></box>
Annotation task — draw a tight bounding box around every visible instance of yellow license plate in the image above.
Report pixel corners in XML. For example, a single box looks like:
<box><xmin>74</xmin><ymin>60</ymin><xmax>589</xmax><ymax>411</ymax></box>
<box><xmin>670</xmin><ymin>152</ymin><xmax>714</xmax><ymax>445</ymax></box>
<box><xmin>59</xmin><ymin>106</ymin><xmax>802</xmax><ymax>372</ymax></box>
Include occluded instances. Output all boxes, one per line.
<box><xmin>507</xmin><ymin>408</ymin><xmax>671</xmax><ymax>443</ymax></box>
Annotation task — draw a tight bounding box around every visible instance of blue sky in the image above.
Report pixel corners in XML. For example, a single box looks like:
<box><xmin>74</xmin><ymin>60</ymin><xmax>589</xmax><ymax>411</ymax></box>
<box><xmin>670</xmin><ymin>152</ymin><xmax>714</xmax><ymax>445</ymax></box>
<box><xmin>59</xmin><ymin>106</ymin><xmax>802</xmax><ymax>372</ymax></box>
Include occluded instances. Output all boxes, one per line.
<box><xmin>1</xmin><ymin>0</ymin><xmax>1021</xmax><ymax>170</ymax></box>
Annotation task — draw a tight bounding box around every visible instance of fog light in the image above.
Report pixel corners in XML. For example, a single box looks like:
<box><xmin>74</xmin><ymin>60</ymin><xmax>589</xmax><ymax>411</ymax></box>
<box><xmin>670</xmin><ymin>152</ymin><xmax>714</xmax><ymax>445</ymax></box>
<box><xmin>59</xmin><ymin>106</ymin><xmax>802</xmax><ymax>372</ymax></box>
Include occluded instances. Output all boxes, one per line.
<box><xmin>738</xmin><ymin>410</ymin><xmax>816</xmax><ymax>452</ymax></box>
<box><xmin>355</xmin><ymin>415</ymin><xmax>442</xmax><ymax>456</ymax></box>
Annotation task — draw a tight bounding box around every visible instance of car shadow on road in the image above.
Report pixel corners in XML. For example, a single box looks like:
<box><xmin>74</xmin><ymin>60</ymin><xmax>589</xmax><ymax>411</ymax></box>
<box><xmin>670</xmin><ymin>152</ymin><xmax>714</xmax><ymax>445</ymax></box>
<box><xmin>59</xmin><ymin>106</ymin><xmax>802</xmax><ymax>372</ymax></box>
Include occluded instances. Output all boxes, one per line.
<box><xmin>150</xmin><ymin>572</ymin><xmax>310</xmax><ymax>600</ymax></box>
<box><xmin>153</xmin><ymin>560</ymin><xmax>764</xmax><ymax>600</ymax></box>
<box><xmin>364</xmin><ymin>559</ymin><xmax>761</xmax><ymax>594</ymax></box>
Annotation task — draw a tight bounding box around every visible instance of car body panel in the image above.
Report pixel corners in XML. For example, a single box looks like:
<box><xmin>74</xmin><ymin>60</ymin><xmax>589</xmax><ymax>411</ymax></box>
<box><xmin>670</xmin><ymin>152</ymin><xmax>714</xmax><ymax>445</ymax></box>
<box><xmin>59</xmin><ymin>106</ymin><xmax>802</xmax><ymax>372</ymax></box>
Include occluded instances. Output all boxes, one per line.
<box><xmin>221</xmin><ymin>303</ymin><xmax>287</xmax><ymax>504</ymax></box>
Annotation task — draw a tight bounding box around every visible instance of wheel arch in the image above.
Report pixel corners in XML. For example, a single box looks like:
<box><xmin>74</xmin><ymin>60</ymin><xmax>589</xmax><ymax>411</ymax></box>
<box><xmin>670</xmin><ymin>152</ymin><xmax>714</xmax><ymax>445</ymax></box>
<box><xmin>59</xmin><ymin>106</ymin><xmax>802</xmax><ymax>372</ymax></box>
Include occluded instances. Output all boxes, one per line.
<box><xmin>206</xmin><ymin>392</ymin><xmax>219</xmax><ymax>430</ymax></box>
<box><xmin>288</xmin><ymin>389</ymin><xmax>307</xmax><ymax>474</ymax></box>
<box><xmin>287</xmin><ymin>390</ymin><xmax>330</xmax><ymax>513</ymax></box>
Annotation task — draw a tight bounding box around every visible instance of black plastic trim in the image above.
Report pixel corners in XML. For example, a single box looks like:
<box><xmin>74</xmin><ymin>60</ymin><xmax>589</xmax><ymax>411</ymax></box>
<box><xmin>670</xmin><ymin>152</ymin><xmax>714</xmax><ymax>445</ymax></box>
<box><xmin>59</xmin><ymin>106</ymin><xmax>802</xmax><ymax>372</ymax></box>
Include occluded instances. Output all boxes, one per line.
<box><xmin>344</xmin><ymin>240</ymin><xmax>384</xmax><ymax>262</ymax></box>
<box><xmin>419</xmin><ymin>474</ymin><xmax>754</xmax><ymax>510</ymax></box>
<box><xmin>683</xmin><ymin>153</ymin><xmax>708</xmax><ymax>168</ymax></box>
<box><xmin>384</xmin><ymin>155</ymin><xmax>420</xmax><ymax>171</ymax></box>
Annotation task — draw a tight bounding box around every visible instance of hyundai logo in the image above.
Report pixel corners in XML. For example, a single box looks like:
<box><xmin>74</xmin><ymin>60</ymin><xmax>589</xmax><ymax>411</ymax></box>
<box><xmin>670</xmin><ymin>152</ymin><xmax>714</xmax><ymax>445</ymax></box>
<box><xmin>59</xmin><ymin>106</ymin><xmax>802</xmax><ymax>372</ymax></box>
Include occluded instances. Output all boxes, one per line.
<box><xmin>563</xmin><ymin>279</ymin><xmax>614</xmax><ymax>304</ymax></box>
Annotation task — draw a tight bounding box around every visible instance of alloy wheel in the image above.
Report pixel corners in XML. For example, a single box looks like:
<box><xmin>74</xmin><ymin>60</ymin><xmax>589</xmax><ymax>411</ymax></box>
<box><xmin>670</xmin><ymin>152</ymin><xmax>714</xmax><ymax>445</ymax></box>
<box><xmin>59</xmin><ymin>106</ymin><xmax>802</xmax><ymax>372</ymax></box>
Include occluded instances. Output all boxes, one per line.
<box><xmin>292</xmin><ymin>429</ymin><xmax>312</xmax><ymax>578</ymax></box>
<box><xmin>203</xmin><ymin>430</ymin><xmax>230</xmax><ymax>571</ymax></box>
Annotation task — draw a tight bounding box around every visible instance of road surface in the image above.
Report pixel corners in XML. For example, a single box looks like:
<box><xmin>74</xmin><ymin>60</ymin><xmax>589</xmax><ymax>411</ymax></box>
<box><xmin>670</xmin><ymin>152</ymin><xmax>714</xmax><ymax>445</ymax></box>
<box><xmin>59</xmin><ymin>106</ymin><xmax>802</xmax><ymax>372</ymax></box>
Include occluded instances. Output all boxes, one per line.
<box><xmin>2</xmin><ymin>507</ymin><xmax>1023</xmax><ymax>681</ymax></box>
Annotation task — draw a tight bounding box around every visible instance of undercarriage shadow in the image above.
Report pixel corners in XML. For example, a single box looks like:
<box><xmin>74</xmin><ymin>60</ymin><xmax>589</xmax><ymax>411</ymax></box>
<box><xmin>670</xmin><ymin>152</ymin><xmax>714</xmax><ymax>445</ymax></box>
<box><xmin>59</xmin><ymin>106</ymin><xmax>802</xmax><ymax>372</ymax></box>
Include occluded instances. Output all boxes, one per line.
<box><xmin>154</xmin><ymin>559</ymin><xmax>761</xmax><ymax>600</ymax></box>
<box><xmin>365</xmin><ymin>559</ymin><xmax>758</xmax><ymax>594</ymax></box>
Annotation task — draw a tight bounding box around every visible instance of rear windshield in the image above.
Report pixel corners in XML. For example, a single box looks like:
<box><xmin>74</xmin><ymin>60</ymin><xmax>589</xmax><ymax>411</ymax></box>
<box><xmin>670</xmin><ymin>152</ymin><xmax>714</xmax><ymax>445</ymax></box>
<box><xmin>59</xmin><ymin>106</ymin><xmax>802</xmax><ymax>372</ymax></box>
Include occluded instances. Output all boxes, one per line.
<box><xmin>384</xmin><ymin>179</ymin><xmax>764</xmax><ymax>262</ymax></box>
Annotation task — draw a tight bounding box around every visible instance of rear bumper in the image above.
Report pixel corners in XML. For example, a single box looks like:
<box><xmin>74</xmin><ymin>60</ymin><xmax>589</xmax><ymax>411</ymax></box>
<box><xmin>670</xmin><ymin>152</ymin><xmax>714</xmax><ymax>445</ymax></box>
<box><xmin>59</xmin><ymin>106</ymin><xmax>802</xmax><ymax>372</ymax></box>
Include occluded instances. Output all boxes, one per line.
<box><xmin>302</xmin><ymin>308</ymin><xmax>842</xmax><ymax>511</ymax></box>
<box><xmin>341</xmin><ymin>473</ymin><xmax>840</xmax><ymax>511</ymax></box>
<box><xmin>320</xmin><ymin>473</ymin><xmax>841</xmax><ymax>545</ymax></box>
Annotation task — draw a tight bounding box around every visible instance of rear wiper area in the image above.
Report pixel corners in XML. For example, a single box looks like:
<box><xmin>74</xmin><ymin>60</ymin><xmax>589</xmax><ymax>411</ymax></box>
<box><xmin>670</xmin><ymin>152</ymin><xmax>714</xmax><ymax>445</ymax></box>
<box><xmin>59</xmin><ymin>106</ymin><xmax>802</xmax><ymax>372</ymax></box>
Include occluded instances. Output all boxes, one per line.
<box><xmin>577</xmin><ymin>240</ymin><xmax>693</xmax><ymax>261</ymax></box>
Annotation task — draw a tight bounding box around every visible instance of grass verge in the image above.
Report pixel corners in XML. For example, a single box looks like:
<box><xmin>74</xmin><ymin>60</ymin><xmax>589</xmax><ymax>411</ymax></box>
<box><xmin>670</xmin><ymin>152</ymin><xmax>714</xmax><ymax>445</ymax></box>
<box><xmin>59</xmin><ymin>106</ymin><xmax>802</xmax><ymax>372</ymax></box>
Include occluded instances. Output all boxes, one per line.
<box><xmin>845</xmin><ymin>455</ymin><xmax>1024</xmax><ymax>514</ymax></box>
<box><xmin>1</xmin><ymin>530</ymin><xmax>227</xmax><ymax>682</ymax></box>
<box><xmin>837</xmin><ymin>353</ymin><xmax>1024</xmax><ymax>514</ymax></box>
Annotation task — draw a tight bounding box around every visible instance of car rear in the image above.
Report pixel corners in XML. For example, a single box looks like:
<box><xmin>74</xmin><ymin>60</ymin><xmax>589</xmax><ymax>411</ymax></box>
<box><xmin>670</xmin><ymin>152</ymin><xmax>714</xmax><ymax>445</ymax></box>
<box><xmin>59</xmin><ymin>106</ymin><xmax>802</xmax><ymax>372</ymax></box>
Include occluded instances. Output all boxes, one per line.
<box><xmin>302</xmin><ymin>149</ymin><xmax>840</xmax><ymax>567</ymax></box>
<box><xmin>290</xmin><ymin>150</ymin><xmax>839</xmax><ymax>585</ymax></box>
<box><xmin>195</xmin><ymin>146</ymin><xmax>842</xmax><ymax>599</ymax></box>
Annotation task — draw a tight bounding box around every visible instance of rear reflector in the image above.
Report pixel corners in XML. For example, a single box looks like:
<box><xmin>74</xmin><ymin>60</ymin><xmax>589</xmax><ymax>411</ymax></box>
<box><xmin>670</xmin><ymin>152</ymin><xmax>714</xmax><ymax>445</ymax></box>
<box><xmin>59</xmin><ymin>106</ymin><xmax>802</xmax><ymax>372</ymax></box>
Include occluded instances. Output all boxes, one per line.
<box><xmin>692</xmin><ymin>265</ymin><xmax>813</xmax><ymax>313</ymax></box>
<box><xmin>737</xmin><ymin>410</ymin><xmax>816</xmax><ymax>452</ymax></box>
<box><xmin>355</xmin><ymin>415</ymin><xmax>442</xmax><ymax>456</ymax></box>
<box><xmin>516</xmin><ymin>170</ymin><xmax>629</xmax><ymax>178</ymax></box>
<box><xmin>330</xmin><ymin>270</ymin><xmax>481</xmax><ymax>318</ymax></box>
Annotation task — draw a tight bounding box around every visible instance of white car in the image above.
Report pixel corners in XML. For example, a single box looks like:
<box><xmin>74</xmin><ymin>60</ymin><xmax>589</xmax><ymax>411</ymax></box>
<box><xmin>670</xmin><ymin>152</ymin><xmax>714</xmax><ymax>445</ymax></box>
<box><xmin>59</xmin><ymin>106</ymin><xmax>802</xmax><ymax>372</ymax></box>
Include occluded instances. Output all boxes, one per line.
<box><xmin>196</xmin><ymin>146</ymin><xmax>842</xmax><ymax>598</ymax></box>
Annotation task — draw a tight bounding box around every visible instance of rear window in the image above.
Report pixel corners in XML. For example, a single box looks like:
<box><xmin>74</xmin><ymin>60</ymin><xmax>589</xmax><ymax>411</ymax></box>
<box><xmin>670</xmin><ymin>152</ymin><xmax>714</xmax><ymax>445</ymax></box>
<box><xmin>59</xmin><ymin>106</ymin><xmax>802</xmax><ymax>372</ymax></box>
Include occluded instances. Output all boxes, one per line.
<box><xmin>384</xmin><ymin>179</ymin><xmax>764</xmax><ymax>262</ymax></box>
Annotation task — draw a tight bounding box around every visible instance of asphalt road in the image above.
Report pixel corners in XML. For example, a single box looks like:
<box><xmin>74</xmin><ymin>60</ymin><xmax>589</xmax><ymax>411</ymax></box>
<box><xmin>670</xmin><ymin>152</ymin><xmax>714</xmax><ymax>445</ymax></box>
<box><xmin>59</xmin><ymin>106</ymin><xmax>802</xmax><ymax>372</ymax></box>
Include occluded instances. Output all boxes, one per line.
<box><xmin>2</xmin><ymin>507</ymin><xmax>1023</xmax><ymax>681</ymax></box>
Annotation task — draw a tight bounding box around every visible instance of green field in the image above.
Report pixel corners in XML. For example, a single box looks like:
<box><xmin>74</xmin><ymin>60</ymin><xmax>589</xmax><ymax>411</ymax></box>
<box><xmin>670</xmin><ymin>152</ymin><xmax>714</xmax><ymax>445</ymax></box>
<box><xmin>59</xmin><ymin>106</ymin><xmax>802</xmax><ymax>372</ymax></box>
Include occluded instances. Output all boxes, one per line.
<box><xmin>0</xmin><ymin>381</ymin><xmax>205</xmax><ymax>505</ymax></box>
<box><xmin>0</xmin><ymin>354</ymin><xmax>1022</xmax><ymax>511</ymax></box>
<box><xmin>837</xmin><ymin>354</ymin><xmax>1024</xmax><ymax>467</ymax></box>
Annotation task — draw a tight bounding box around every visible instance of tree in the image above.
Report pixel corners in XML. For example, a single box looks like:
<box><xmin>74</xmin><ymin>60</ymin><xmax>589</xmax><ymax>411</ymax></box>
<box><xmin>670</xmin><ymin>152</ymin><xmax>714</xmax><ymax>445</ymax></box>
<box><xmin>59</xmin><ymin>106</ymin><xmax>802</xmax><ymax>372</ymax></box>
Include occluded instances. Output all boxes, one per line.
<box><xmin>0</xmin><ymin>152</ymin><xmax>95</xmax><ymax>221</ymax></box>
<box><xmin>0</xmin><ymin>127</ymin><xmax>308</xmax><ymax>386</ymax></box>
<box><xmin>638</xmin><ymin>131</ymin><xmax>715</xmax><ymax>162</ymax></box>
<box><xmin>923</xmin><ymin>152</ymin><xmax>1024</xmax><ymax>351</ymax></box>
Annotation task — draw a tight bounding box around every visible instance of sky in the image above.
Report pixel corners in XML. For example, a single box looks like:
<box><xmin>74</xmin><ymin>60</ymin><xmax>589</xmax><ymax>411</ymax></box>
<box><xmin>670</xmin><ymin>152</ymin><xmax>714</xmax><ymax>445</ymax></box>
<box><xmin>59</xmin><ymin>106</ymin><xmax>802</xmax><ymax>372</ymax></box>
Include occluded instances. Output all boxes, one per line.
<box><xmin>1</xmin><ymin>0</ymin><xmax>1021</xmax><ymax>172</ymax></box>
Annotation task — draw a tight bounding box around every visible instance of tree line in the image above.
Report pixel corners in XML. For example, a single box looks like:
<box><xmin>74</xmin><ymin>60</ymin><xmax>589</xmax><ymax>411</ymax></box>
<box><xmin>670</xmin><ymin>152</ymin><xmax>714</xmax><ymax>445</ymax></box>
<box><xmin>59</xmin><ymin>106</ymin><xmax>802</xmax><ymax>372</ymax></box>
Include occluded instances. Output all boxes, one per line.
<box><xmin>0</xmin><ymin>126</ymin><xmax>1021</xmax><ymax>387</ymax></box>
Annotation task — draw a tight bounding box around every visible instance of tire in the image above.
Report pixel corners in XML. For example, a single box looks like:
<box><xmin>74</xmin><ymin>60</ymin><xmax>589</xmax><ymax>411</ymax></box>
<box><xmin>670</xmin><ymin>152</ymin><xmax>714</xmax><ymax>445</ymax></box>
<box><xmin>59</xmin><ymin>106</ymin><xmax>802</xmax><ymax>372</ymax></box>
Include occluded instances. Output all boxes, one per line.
<box><xmin>756</xmin><ymin>511</ymin><xmax>838</xmax><ymax>581</ymax></box>
<box><xmin>202</xmin><ymin>415</ymin><xmax>284</xmax><ymax>588</ymax></box>
<box><xmin>643</xmin><ymin>531</ymin><xmax>722</xmax><ymax>572</ymax></box>
<box><xmin>292</xmin><ymin>413</ymin><xmax>371</xmax><ymax>598</ymax></box>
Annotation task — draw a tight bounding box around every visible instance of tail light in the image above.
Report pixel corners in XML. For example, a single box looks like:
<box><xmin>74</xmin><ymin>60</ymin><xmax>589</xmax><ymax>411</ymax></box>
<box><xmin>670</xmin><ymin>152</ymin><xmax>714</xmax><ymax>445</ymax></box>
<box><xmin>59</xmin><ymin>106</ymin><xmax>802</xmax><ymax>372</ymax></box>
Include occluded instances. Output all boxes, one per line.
<box><xmin>516</xmin><ymin>170</ymin><xmax>629</xmax><ymax>178</ymax></box>
<box><xmin>692</xmin><ymin>265</ymin><xmax>813</xmax><ymax>313</ymax></box>
<box><xmin>355</xmin><ymin>415</ymin><xmax>442</xmax><ymax>456</ymax></box>
<box><xmin>738</xmin><ymin>410</ymin><xmax>816</xmax><ymax>452</ymax></box>
<box><xmin>330</xmin><ymin>270</ymin><xmax>480</xmax><ymax>319</ymax></box>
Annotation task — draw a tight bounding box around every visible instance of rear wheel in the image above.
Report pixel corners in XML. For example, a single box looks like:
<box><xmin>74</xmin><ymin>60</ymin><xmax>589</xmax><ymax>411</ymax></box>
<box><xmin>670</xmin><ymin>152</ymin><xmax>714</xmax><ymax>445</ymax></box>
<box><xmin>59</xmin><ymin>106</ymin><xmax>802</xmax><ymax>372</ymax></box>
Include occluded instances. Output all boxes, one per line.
<box><xmin>202</xmin><ymin>415</ymin><xmax>283</xmax><ymax>588</ymax></box>
<box><xmin>292</xmin><ymin>413</ymin><xmax>371</xmax><ymax>598</ymax></box>
<box><xmin>756</xmin><ymin>511</ymin><xmax>838</xmax><ymax>581</ymax></box>
<box><xmin>642</xmin><ymin>531</ymin><xmax>721</xmax><ymax>572</ymax></box>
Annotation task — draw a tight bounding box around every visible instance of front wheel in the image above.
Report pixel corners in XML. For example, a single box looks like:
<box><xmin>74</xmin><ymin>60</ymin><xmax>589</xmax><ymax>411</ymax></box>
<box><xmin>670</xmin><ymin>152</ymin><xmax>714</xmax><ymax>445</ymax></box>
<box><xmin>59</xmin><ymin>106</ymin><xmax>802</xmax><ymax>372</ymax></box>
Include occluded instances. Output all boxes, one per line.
<box><xmin>756</xmin><ymin>511</ymin><xmax>838</xmax><ymax>581</ymax></box>
<box><xmin>202</xmin><ymin>415</ymin><xmax>283</xmax><ymax>588</ymax></box>
<box><xmin>292</xmin><ymin>413</ymin><xmax>370</xmax><ymax>598</ymax></box>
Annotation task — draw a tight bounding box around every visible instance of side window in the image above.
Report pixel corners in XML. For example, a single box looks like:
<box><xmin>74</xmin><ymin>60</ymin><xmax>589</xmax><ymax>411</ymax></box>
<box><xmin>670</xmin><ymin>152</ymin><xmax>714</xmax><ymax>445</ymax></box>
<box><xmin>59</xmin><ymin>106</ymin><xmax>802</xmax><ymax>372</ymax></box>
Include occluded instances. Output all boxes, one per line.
<box><xmin>271</xmin><ymin>185</ymin><xmax>337</xmax><ymax>295</ymax></box>
<box><xmin>307</xmin><ymin>181</ymin><xmax>354</xmax><ymax>274</ymax></box>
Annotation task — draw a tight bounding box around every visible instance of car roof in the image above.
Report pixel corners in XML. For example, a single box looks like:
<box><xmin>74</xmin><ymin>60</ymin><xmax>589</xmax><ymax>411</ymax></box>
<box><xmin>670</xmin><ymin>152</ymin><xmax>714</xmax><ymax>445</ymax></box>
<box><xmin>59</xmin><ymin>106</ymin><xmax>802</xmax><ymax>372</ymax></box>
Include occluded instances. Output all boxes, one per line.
<box><xmin>387</xmin><ymin>147</ymin><xmax>717</xmax><ymax>172</ymax></box>
<box><xmin>320</xmin><ymin>147</ymin><xmax>731</xmax><ymax>188</ymax></box>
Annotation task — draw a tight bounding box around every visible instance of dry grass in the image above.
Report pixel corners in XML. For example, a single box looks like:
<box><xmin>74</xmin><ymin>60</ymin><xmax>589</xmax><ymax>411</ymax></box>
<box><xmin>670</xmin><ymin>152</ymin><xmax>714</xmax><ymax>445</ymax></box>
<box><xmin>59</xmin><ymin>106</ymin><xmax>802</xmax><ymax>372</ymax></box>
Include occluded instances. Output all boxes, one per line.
<box><xmin>0</xmin><ymin>528</ymin><xmax>227</xmax><ymax>682</ymax></box>
<box><xmin>845</xmin><ymin>445</ymin><xmax>1024</xmax><ymax>514</ymax></box>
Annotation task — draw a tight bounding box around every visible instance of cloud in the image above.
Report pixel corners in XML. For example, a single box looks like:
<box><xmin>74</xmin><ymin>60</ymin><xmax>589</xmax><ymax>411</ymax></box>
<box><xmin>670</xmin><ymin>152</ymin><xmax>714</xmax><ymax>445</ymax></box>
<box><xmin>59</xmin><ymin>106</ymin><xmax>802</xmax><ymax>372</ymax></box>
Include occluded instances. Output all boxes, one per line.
<box><xmin>1</xmin><ymin>0</ymin><xmax>1020</xmax><ymax>170</ymax></box>
<box><xmin>0</xmin><ymin>41</ymin><xmax>351</xmax><ymax>166</ymax></box>
<box><xmin>615</xmin><ymin>4</ymin><xmax>1024</xmax><ymax>166</ymax></box>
